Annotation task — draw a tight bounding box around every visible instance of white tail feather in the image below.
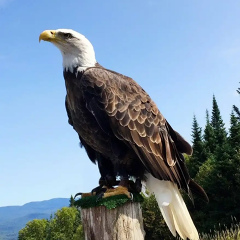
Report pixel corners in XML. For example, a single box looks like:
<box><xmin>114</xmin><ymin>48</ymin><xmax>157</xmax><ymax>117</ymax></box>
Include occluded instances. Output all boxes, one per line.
<box><xmin>145</xmin><ymin>174</ymin><xmax>199</xmax><ymax>240</ymax></box>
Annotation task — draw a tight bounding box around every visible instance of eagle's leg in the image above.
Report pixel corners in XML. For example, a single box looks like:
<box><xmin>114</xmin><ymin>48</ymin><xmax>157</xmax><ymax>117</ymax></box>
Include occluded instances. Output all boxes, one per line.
<box><xmin>101</xmin><ymin>168</ymin><xmax>133</xmax><ymax>199</ymax></box>
<box><xmin>103</xmin><ymin>177</ymin><xmax>142</xmax><ymax>196</ymax></box>
<box><xmin>92</xmin><ymin>175</ymin><xmax>119</xmax><ymax>195</ymax></box>
<box><xmin>92</xmin><ymin>155</ymin><xmax>119</xmax><ymax>199</ymax></box>
<box><xmin>101</xmin><ymin>178</ymin><xmax>131</xmax><ymax>199</ymax></box>
<box><xmin>128</xmin><ymin>178</ymin><xmax>142</xmax><ymax>193</ymax></box>
<box><xmin>74</xmin><ymin>156</ymin><xmax>117</xmax><ymax>199</ymax></box>
<box><xmin>75</xmin><ymin>175</ymin><xmax>118</xmax><ymax>199</ymax></box>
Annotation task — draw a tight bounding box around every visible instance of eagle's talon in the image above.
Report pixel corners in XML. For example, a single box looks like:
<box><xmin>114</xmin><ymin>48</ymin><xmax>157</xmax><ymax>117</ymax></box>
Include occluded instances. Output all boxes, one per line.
<box><xmin>101</xmin><ymin>186</ymin><xmax>131</xmax><ymax>199</ymax></box>
<box><xmin>91</xmin><ymin>185</ymin><xmax>104</xmax><ymax>195</ymax></box>
<box><xmin>130</xmin><ymin>193</ymin><xmax>134</xmax><ymax>201</ymax></box>
<box><xmin>128</xmin><ymin>180</ymin><xmax>142</xmax><ymax>193</ymax></box>
<box><xmin>96</xmin><ymin>192</ymin><xmax>105</xmax><ymax>202</ymax></box>
<box><xmin>74</xmin><ymin>192</ymin><xmax>82</xmax><ymax>199</ymax></box>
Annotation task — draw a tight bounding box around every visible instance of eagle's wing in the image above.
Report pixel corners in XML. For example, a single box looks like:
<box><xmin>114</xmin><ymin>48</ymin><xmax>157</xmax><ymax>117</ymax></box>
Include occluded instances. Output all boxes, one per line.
<box><xmin>80</xmin><ymin>67</ymin><xmax>192</xmax><ymax>191</ymax></box>
<box><xmin>65</xmin><ymin>96</ymin><xmax>99</xmax><ymax>163</ymax></box>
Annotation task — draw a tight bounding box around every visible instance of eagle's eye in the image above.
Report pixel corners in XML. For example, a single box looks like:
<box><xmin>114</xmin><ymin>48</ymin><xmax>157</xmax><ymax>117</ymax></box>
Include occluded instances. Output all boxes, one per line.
<box><xmin>64</xmin><ymin>33</ymin><xmax>73</xmax><ymax>39</ymax></box>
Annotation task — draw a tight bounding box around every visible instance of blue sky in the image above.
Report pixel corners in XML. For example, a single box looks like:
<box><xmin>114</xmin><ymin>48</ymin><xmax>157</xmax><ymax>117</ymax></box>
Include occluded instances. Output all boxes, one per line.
<box><xmin>0</xmin><ymin>0</ymin><xmax>240</xmax><ymax>207</ymax></box>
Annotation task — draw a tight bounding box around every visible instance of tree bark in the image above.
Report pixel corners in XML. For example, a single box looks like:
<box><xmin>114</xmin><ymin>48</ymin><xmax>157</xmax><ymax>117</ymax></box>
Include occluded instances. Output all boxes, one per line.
<box><xmin>81</xmin><ymin>202</ymin><xmax>145</xmax><ymax>240</ymax></box>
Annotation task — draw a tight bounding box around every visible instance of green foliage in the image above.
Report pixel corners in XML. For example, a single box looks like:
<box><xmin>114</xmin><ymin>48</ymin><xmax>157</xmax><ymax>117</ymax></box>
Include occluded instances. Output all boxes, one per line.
<box><xmin>18</xmin><ymin>219</ymin><xmax>48</xmax><ymax>240</ymax></box>
<box><xmin>192</xmin><ymin>115</ymin><xmax>203</xmax><ymax>143</ymax></box>
<box><xmin>233</xmin><ymin>105</ymin><xmax>240</xmax><ymax>120</ymax></box>
<box><xmin>188</xmin><ymin>115</ymin><xmax>205</xmax><ymax>177</ymax></box>
<box><xmin>211</xmin><ymin>95</ymin><xmax>227</xmax><ymax>139</ymax></box>
<box><xmin>207</xmin><ymin>95</ymin><xmax>228</xmax><ymax>155</ymax></box>
<box><xmin>229</xmin><ymin>111</ymin><xmax>240</xmax><ymax>151</ymax></box>
<box><xmin>18</xmin><ymin>207</ymin><xmax>84</xmax><ymax>240</ymax></box>
<box><xmin>74</xmin><ymin>193</ymin><xmax>143</xmax><ymax>209</ymax></box>
<box><xmin>69</xmin><ymin>195</ymin><xmax>75</xmax><ymax>207</ymax></box>
<box><xmin>46</xmin><ymin>207</ymin><xmax>83</xmax><ymax>240</ymax></box>
<box><xmin>203</xmin><ymin>110</ymin><xmax>215</xmax><ymax>156</ymax></box>
<box><xmin>186</xmin><ymin>94</ymin><xmax>240</xmax><ymax>234</ymax></box>
<box><xmin>233</xmin><ymin>83</ymin><xmax>240</xmax><ymax>120</ymax></box>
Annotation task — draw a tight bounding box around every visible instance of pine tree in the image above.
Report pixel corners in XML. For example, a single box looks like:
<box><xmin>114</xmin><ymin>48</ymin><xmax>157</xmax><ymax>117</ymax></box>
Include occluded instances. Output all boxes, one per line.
<box><xmin>211</xmin><ymin>95</ymin><xmax>227</xmax><ymax>147</ymax></box>
<box><xmin>208</xmin><ymin>96</ymin><xmax>229</xmax><ymax>172</ymax></box>
<box><xmin>69</xmin><ymin>195</ymin><xmax>75</xmax><ymax>207</ymax></box>
<box><xmin>186</xmin><ymin>92</ymin><xmax>240</xmax><ymax>233</ymax></box>
<box><xmin>229</xmin><ymin>110</ymin><xmax>240</xmax><ymax>152</ymax></box>
<box><xmin>233</xmin><ymin>83</ymin><xmax>240</xmax><ymax>119</ymax></box>
<box><xmin>192</xmin><ymin>115</ymin><xmax>202</xmax><ymax>144</ymax></box>
<box><xmin>203</xmin><ymin>110</ymin><xmax>215</xmax><ymax>155</ymax></box>
<box><xmin>188</xmin><ymin>115</ymin><xmax>205</xmax><ymax>177</ymax></box>
<box><xmin>233</xmin><ymin>105</ymin><xmax>240</xmax><ymax>119</ymax></box>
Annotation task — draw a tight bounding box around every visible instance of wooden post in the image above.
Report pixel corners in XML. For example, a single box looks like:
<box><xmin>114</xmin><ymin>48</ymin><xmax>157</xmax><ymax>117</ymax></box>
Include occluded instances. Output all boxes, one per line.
<box><xmin>81</xmin><ymin>201</ymin><xmax>145</xmax><ymax>240</ymax></box>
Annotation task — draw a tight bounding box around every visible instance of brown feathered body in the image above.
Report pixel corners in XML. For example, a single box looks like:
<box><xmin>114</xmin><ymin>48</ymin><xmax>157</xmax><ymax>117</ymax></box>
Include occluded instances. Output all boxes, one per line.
<box><xmin>64</xmin><ymin>64</ymin><xmax>199</xmax><ymax>195</ymax></box>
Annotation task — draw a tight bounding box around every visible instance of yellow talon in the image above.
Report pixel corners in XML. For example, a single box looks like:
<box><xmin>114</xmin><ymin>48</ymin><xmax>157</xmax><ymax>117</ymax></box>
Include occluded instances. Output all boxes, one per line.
<box><xmin>81</xmin><ymin>192</ymin><xmax>95</xmax><ymax>198</ymax></box>
<box><xmin>103</xmin><ymin>186</ymin><xmax>131</xmax><ymax>199</ymax></box>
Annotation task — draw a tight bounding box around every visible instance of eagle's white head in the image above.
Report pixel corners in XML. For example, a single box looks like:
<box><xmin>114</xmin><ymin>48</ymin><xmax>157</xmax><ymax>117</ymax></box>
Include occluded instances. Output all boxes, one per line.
<box><xmin>39</xmin><ymin>29</ymin><xmax>97</xmax><ymax>72</ymax></box>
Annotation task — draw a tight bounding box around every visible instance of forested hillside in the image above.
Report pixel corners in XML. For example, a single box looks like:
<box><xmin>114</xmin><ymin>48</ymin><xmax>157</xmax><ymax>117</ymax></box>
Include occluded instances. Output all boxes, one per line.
<box><xmin>0</xmin><ymin>198</ymin><xmax>69</xmax><ymax>240</ymax></box>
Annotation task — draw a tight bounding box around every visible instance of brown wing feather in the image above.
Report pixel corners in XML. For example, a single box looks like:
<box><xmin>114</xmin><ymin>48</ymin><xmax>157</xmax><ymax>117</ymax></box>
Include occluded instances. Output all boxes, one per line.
<box><xmin>81</xmin><ymin>67</ymin><xmax>192</xmax><ymax>191</ymax></box>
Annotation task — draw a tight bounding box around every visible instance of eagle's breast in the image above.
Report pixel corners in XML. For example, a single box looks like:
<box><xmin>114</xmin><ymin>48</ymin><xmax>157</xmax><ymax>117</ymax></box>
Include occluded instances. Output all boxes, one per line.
<box><xmin>64</xmin><ymin>69</ymin><xmax>113</xmax><ymax>156</ymax></box>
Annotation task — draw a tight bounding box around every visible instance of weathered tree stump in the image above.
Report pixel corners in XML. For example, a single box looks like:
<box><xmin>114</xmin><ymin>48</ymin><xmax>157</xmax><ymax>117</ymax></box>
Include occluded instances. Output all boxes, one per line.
<box><xmin>75</xmin><ymin>194</ymin><xmax>145</xmax><ymax>240</ymax></box>
<box><xmin>81</xmin><ymin>202</ymin><xmax>144</xmax><ymax>240</ymax></box>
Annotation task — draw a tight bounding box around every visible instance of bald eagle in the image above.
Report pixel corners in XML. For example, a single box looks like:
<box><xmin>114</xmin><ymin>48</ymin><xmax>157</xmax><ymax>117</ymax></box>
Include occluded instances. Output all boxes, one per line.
<box><xmin>39</xmin><ymin>29</ymin><xmax>207</xmax><ymax>240</ymax></box>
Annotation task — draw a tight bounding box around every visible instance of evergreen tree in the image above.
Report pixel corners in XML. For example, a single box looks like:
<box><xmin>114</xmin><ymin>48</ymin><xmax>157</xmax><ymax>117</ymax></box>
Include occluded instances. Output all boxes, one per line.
<box><xmin>188</xmin><ymin>94</ymin><xmax>240</xmax><ymax>233</ymax></box>
<box><xmin>69</xmin><ymin>195</ymin><xmax>75</xmax><ymax>207</ymax></box>
<box><xmin>211</xmin><ymin>95</ymin><xmax>227</xmax><ymax>147</ymax></box>
<box><xmin>229</xmin><ymin>110</ymin><xmax>240</xmax><ymax>152</ymax></box>
<box><xmin>233</xmin><ymin>83</ymin><xmax>240</xmax><ymax>119</ymax></box>
<box><xmin>188</xmin><ymin>115</ymin><xmax>205</xmax><ymax>177</ymax></box>
<box><xmin>192</xmin><ymin>115</ymin><xmax>202</xmax><ymax>144</ymax></box>
<box><xmin>233</xmin><ymin>105</ymin><xmax>240</xmax><ymax>119</ymax></box>
<box><xmin>237</xmin><ymin>84</ymin><xmax>240</xmax><ymax>94</ymax></box>
<box><xmin>209</xmin><ymin>96</ymin><xmax>229</xmax><ymax>179</ymax></box>
<box><xmin>203</xmin><ymin>110</ymin><xmax>215</xmax><ymax>155</ymax></box>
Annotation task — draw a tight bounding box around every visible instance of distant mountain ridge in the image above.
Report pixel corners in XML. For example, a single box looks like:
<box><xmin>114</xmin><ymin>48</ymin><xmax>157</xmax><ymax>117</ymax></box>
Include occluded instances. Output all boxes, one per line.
<box><xmin>0</xmin><ymin>198</ymin><xmax>69</xmax><ymax>240</ymax></box>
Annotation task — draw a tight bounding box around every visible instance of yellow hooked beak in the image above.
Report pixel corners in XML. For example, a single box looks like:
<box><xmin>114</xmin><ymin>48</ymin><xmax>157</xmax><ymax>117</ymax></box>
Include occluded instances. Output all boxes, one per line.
<box><xmin>39</xmin><ymin>30</ymin><xmax>58</xmax><ymax>43</ymax></box>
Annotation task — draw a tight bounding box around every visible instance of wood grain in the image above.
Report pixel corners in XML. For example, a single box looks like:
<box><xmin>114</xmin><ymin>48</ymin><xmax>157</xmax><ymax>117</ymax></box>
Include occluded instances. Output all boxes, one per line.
<box><xmin>81</xmin><ymin>202</ymin><xmax>145</xmax><ymax>240</ymax></box>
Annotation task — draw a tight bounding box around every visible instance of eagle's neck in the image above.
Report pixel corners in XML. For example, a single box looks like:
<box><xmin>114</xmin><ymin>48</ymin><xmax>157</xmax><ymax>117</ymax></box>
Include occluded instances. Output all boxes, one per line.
<box><xmin>61</xmin><ymin>44</ymin><xmax>97</xmax><ymax>73</ymax></box>
<box><xmin>64</xmin><ymin>63</ymin><xmax>102</xmax><ymax>80</ymax></box>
